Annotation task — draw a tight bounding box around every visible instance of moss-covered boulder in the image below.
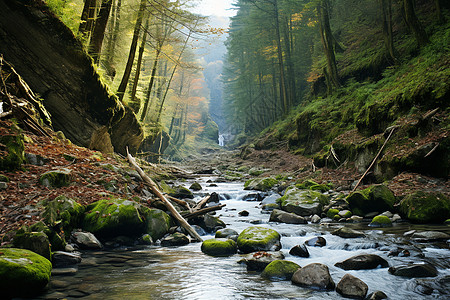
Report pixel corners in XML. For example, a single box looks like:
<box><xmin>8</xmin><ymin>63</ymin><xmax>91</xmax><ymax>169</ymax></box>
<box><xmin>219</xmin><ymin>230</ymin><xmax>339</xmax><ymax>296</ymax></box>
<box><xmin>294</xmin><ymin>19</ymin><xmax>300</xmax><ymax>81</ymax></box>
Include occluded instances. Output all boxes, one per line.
<box><xmin>237</xmin><ymin>226</ymin><xmax>281</xmax><ymax>254</ymax></box>
<box><xmin>277</xmin><ymin>187</ymin><xmax>329</xmax><ymax>216</ymax></box>
<box><xmin>29</xmin><ymin>221</ymin><xmax>65</xmax><ymax>251</ymax></box>
<box><xmin>244</xmin><ymin>177</ymin><xmax>278</xmax><ymax>192</ymax></box>
<box><xmin>169</xmin><ymin>185</ymin><xmax>194</xmax><ymax>199</ymax></box>
<box><xmin>41</xmin><ymin>195</ymin><xmax>84</xmax><ymax>234</ymax></box>
<box><xmin>296</xmin><ymin>180</ymin><xmax>333</xmax><ymax>193</ymax></box>
<box><xmin>327</xmin><ymin>208</ymin><xmax>340</xmax><ymax>219</ymax></box>
<box><xmin>0</xmin><ymin>124</ymin><xmax>25</xmax><ymax>171</ymax></box>
<box><xmin>189</xmin><ymin>182</ymin><xmax>202</xmax><ymax>191</ymax></box>
<box><xmin>346</xmin><ymin>185</ymin><xmax>396</xmax><ymax>216</ymax></box>
<box><xmin>399</xmin><ymin>191</ymin><xmax>450</xmax><ymax>223</ymax></box>
<box><xmin>201</xmin><ymin>238</ymin><xmax>237</xmax><ymax>257</ymax></box>
<box><xmin>13</xmin><ymin>231</ymin><xmax>51</xmax><ymax>260</ymax></box>
<box><xmin>261</xmin><ymin>260</ymin><xmax>300</xmax><ymax>281</ymax></box>
<box><xmin>39</xmin><ymin>168</ymin><xmax>72</xmax><ymax>188</ymax></box>
<box><xmin>0</xmin><ymin>248</ymin><xmax>52</xmax><ymax>298</ymax></box>
<box><xmin>198</xmin><ymin>214</ymin><xmax>226</xmax><ymax>233</ymax></box>
<box><xmin>82</xmin><ymin>198</ymin><xmax>168</xmax><ymax>239</ymax></box>
<box><xmin>141</xmin><ymin>207</ymin><xmax>171</xmax><ymax>240</ymax></box>
<box><xmin>369</xmin><ymin>215</ymin><xmax>392</xmax><ymax>227</ymax></box>
<box><xmin>0</xmin><ymin>174</ymin><xmax>10</xmax><ymax>182</ymax></box>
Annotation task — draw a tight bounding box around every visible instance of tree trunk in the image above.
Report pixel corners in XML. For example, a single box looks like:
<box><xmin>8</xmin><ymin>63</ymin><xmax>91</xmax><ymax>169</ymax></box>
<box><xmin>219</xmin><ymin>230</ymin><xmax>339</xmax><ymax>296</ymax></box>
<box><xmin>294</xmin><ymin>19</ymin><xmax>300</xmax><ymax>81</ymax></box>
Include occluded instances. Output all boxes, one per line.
<box><xmin>104</xmin><ymin>0</ymin><xmax>121</xmax><ymax>79</ymax></box>
<box><xmin>139</xmin><ymin>48</ymin><xmax>161</xmax><ymax>122</ymax></box>
<box><xmin>89</xmin><ymin>0</ymin><xmax>113</xmax><ymax>63</ymax></box>
<box><xmin>79</xmin><ymin>0</ymin><xmax>96</xmax><ymax>36</ymax></box>
<box><xmin>379</xmin><ymin>0</ymin><xmax>397</xmax><ymax>63</ymax></box>
<box><xmin>403</xmin><ymin>0</ymin><xmax>429</xmax><ymax>47</ymax></box>
<box><xmin>318</xmin><ymin>0</ymin><xmax>339</xmax><ymax>92</ymax></box>
<box><xmin>116</xmin><ymin>0</ymin><xmax>146</xmax><ymax>101</ymax></box>
<box><xmin>130</xmin><ymin>18</ymin><xmax>149</xmax><ymax>104</ymax></box>
<box><xmin>283</xmin><ymin>15</ymin><xmax>296</xmax><ymax>107</ymax></box>
<box><xmin>273</xmin><ymin>0</ymin><xmax>289</xmax><ymax>114</ymax></box>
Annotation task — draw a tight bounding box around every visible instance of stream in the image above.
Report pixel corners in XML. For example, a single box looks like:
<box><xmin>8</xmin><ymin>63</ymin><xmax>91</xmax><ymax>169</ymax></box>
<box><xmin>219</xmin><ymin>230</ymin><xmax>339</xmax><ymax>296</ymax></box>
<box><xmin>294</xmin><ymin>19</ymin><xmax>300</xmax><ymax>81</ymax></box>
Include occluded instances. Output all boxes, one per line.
<box><xmin>38</xmin><ymin>177</ymin><xmax>450</xmax><ymax>299</ymax></box>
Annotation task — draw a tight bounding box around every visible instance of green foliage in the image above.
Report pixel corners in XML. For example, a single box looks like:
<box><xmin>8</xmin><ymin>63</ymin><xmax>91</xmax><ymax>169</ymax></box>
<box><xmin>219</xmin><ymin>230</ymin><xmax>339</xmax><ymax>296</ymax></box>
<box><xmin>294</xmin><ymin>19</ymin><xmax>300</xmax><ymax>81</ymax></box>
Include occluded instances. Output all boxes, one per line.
<box><xmin>46</xmin><ymin>0</ymin><xmax>82</xmax><ymax>35</ymax></box>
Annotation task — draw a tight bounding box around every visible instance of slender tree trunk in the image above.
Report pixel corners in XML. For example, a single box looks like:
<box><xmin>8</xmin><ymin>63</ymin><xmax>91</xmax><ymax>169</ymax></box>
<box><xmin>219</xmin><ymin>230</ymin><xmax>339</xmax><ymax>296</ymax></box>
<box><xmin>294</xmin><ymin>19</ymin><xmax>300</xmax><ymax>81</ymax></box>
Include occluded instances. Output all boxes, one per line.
<box><xmin>168</xmin><ymin>104</ymin><xmax>180</xmax><ymax>136</ymax></box>
<box><xmin>273</xmin><ymin>0</ymin><xmax>288</xmax><ymax>114</ymax></box>
<box><xmin>283</xmin><ymin>15</ymin><xmax>296</xmax><ymax>107</ymax></box>
<box><xmin>116</xmin><ymin>0</ymin><xmax>146</xmax><ymax>101</ymax></box>
<box><xmin>130</xmin><ymin>18</ymin><xmax>149</xmax><ymax>104</ymax></box>
<box><xmin>79</xmin><ymin>0</ymin><xmax>96</xmax><ymax>36</ymax></box>
<box><xmin>104</xmin><ymin>0</ymin><xmax>121</xmax><ymax>79</ymax></box>
<box><xmin>140</xmin><ymin>48</ymin><xmax>161</xmax><ymax>122</ymax></box>
<box><xmin>318</xmin><ymin>0</ymin><xmax>339</xmax><ymax>92</ymax></box>
<box><xmin>89</xmin><ymin>0</ymin><xmax>113</xmax><ymax>63</ymax></box>
<box><xmin>402</xmin><ymin>0</ymin><xmax>429</xmax><ymax>47</ymax></box>
<box><xmin>379</xmin><ymin>0</ymin><xmax>397</xmax><ymax>63</ymax></box>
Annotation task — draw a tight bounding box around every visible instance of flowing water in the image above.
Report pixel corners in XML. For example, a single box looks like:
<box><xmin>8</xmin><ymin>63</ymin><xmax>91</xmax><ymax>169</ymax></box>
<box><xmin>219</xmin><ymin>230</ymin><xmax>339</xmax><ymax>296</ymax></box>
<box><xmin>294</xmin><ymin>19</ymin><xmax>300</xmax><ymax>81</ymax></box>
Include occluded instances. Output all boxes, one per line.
<box><xmin>39</xmin><ymin>177</ymin><xmax>450</xmax><ymax>299</ymax></box>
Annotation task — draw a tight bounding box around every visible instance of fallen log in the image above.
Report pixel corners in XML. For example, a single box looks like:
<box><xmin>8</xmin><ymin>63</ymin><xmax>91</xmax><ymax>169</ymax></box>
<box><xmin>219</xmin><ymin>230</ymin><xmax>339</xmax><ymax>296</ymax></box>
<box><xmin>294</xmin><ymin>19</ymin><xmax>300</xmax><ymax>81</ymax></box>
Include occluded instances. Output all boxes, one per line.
<box><xmin>182</xmin><ymin>204</ymin><xmax>226</xmax><ymax>219</ymax></box>
<box><xmin>165</xmin><ymin>194</ymin><xmax>192</xmax><ymax>212</ymax></box>
<box><xmin>126</xmin><ymin>148</ymin><xmax>202</xmax><ymax>242</ymax></box>
<box><xmin>193</xmin><ymin>195</ymin><xmax>211</xmax><ymax>211</ymax></box>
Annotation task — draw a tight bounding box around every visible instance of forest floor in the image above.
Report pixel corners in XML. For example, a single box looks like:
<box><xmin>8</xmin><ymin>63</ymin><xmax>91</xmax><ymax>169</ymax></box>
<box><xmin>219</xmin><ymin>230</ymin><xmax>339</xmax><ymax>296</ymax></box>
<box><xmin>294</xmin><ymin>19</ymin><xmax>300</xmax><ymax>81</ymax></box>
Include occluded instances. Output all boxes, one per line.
<box><xmin>1</xmin><ymin>122</ymin><xmax>449</xmax><ymax>245</ymax></box>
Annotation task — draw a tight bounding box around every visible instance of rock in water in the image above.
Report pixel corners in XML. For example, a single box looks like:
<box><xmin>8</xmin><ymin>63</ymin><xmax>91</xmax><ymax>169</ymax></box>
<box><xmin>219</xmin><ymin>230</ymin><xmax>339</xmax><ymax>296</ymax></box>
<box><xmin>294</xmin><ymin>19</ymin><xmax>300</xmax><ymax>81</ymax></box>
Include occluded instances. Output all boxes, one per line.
<box><xmin>291</xmin><ymin>263</ymin><xmax>335</xmax><ymax>290</ymax></box>
<box><xmin>331</xmin><ymin>227</ymin><xmax>365</xmax><ymax>238</ymax></box>
<box><xmin>277</xmin><ymin>187</ymin><xmax>329</xmax><ymax>216</ymax></box>
<box><xmin>236</xmin><ymin>226</ymin><xmax>281</xmax><ymax>254</ymax></box>
<box><xmin>71</xmin><ymin>231</ymin><xmax>102</xmax><ymax>249</ymax></box>
<box><xmin>201</xmin><ymin>239</ymin><xmax>237</xmax><ymax>257</ymax></box>
<box><xmin>336</xmin><ymin>274</ymin><xmax>368</xmax><ymax>299</ymax></box>
<box><xmin>261</xmin><ymin>260</ymin><xmax>300</xmax><ymax>281</ymax></box>
<box><xmin>269</xmin><ymin>209</ymin><xmax>307</xmax><ymax>224</ymax></box>
<box><xmin>238</xmin><ymin>251</ymin><xmax>285</xmax><ymax>271</ymax></box>
<box><xmin>399</xmin><ymin>191</ymin><xmax>450</xmax><ymax>223</ymax></box>
<box><xmin>0</xmin><ymin>248</ymin><xmax>52</xmax><ymax>299</ymax></box>
<box><xmin>346</xmin><ymin>184</ymin><xmax>396</xmax><ymax>216</ymax></box>
<box><xmin>289</xmin><ymin>244</ymin><xmax>310</xmax><ymax>258</ymax></box>
<box><xmin>388</xmin><ymin>263</ymin><xmax>438</xmax><ymax>278</ymax></box>
<box><xmin>305</xmin><ymin>236</ymin><xmax>326</xmax><ymax>247</ymax></box>
<box><xmin>335</xmin><ymin>254</ymin><xmax>389</xmax><ymax>270</ymax></box>
<box><xmin>161</xmin><ymin>233</ymin><xmax>190</xmax><ymax>247</ymax></box>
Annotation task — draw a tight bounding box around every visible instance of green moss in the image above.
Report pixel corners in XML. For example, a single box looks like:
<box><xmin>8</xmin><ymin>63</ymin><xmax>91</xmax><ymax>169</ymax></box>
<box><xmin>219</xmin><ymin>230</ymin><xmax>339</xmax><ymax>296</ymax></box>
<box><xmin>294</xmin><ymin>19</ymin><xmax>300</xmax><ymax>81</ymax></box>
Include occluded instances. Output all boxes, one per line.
<box><xmin>0</xmin><ymin>248</ymin><xmax>52</xmax><ymax>298</ymax></box>
<box><xmin>41</xmin><ymin>195</ymin><xmax>84</xmax><ymax>234</ymax></box>
<box><xmin>0</xmin><ymin>175</ymin><xmax>10</xmax><ymax>182</ymax></box>
<box><xmin>29</xmin><ymin>221</ymin><xmax>65</xmax><ymax>251</ymax></box>
<box><xmin>399</xmin><ymin>191</ymin><xmax>450</xmax><ymax>223</ymax></box>
<box><xmin>277</xmin><ymin>187</ymin><xmax>329</xmax><ymax>216</ymax></box>
<box><xmin>141</xmin><ymin>207</ymin><xmax>171</xmax><ymax>241</ymax></box>
<box><xmin>347</xmin><ymin>185</ymin><xmax>396</xmax><ymax>216</ymax></box>
<box><xmin>237</xmin><ymin>226</ymin><xmax>281</xmax><ymax>254</ymax></box>
<box><xmin>261</xmin><ymin>260</ymin><xmax>300</xmax><ymax>281</ymax></box>
<box><xmin>190</xmin><ymin>182</ymin><xmax>202</xmax><ymax>191</ymax></box>
<box><xmin>39</xmin><ymin>169</ymin><xmax>72</xmax><ymax>188</ymax></box>
<box><xmin>201</xmin><ymin>239</ymin><xmax>237</xmax><ymax>257</ymax></box>
<box><xmin>369</xmin><ymin>215</ymin><xmax>392</xmax><ymax>227</ymax></box>
<box><xmin>245</xmin><ymin>177</ymin><xmax>278</xmax><ymax>192</ymax></box>
<box><xmin>327</xmin><ymin>209</ymin><xmax>340</xmax><ymax>219</ymax></box>
<box><xmin>0</xmin><ymin>129</ymin><xmax>25</xmax><ymax>171</ymax></box>
<box><xmin>12</xmin><ymin>231</ymin><xmax>51</xmax><ymax>260</ymax></box>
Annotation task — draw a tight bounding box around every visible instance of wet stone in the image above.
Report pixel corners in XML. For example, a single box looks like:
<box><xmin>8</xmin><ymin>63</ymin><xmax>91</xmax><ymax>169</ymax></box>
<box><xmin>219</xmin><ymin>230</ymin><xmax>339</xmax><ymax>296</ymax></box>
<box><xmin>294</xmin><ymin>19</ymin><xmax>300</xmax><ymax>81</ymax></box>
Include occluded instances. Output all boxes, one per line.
<box><xmin>289</xmin><ymin>244</ymin><xmax>310</xmax><ymax>258</ymax></box>
<box><xmin>51</xmin><ymin>267</ymin><xmax>78</xmax><ymax>276</ymax></box>
<box><xmin>388</xmin><ymin>263</ymin><xmax>438</xmax><ymax>278</ymax></box>
<box><xmin>305</xmin><ymin>236</ymin><xmax>326</xmax><ymax>247</ymax></box>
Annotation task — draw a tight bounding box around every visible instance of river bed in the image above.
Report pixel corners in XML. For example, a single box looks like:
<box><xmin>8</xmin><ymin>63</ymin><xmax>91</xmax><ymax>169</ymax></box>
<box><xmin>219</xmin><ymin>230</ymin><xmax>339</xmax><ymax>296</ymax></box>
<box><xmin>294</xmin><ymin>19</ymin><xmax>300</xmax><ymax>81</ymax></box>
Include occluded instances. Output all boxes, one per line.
<box><xmin>39</xmin><ymin>177</ymin><xmax>450</xmax><ymax>299</ymax></box>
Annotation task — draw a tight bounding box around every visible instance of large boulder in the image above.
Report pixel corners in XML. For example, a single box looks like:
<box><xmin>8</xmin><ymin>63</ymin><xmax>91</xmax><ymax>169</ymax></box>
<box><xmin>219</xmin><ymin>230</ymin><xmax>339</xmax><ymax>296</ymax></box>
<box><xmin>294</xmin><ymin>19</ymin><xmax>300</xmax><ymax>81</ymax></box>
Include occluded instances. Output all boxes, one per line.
<box><xmin>0</xmin><ymin>248</ymin><xmax>52</xmax><ymax>299</ymax></box>
<box><xmin>291</xmin><ymin>263</ymin><xmax>335</xmax><ymax>290</ymax></box>
<box><xmin>236</xmin><ymin>226</ymin><xmax>281</xmax><ymax>254</ymax></box>
<box><xmin>13</xmin><ymin>231</ymin><xmax>51</xmax><ymax>260</ymax></box>
<box><xmin>41</xmin><ymin>195</ymin><xmax>84</xmax><ymax>233</ymax></box>
<box><xmin>388</xmin><ymin>263</ymin><xmax>438</xmax><ymax>278</ymax></box>
<box><xmin>0</xmin><ymin>0</ymin><xmax>143</xmax><ymax>155</ymax></box>
<box><xmin>238</xmin><ymin>251</ymin><xmax>285</xmax><ymax>271</ymax></box>
<box><xmin>335</xmin><ymin>254</ymin><xmax>389</xmax><ymax>270</ymax></box>
<box><xmin>346</xmin><ymin>185</ymin><xmax>396</xmax><ymax>216</ymax></box>
<box><xmin>71</xmin><ymin>231</ymin><xmax>102</xmax><ymax>249</ymax></box>
<box><xmin>39</xmin><ymin>168</ymin><xmax>72</xmax><ymax>188</ymax></box>
<box><xmin>201</xmin><ymin>239</ymin><xmax>237</xmax><ymax>257</ymax></box>
<box><xmin>261</xmin><ymin>260</ymin><xmax>300</xmax><ymax>281</ymax></box>
<box><xmin>399</xmin><ymin>191</ymin><xmax>450</xmax><ymax>223</ymax></box>
<box><xmin>336</xmin><ymin>274</ymin><xmax>368</xmax><ymax>299</ymax></box>
<box><xmin>82</xmin><ymin>198</ymin><xmax>170</xmax><ymax>239</ymax></box>
<box><xmin>269</xmin><ymin>209</ymin><xmax>307</xmax><ymax>224</ymax></box>
<box><xmin>277</xmin><ymin>187</ymin><xmax>329</xmax><ymax>216</ymax></box>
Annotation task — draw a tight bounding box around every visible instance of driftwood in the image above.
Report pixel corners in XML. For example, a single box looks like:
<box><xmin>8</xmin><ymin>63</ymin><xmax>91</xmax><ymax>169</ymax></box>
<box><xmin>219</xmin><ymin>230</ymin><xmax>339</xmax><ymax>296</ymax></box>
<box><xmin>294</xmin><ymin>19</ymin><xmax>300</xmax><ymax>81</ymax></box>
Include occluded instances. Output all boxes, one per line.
<box><xmin>351</xmin><ymin>127</ymin><xmax>396</xmax><ymax>192</ymax></box>
<box><xmin>182</xmin><ymin>204</ymin><xmax>226</xmax><ymax>219</ymax></box>
<box><xmin>193</xmin><ymin>195</ymin><xmax>211</xmax><ymax>211</ymax></box>
<box><xmin>165</xmin><ymin>194</ymin><xmax>192</xmax><ymax>212</ymax></box>
<box><xmin>126</xmin><ymin>148</ymin><xmax>203</xmax><ymax>242</ymax></box>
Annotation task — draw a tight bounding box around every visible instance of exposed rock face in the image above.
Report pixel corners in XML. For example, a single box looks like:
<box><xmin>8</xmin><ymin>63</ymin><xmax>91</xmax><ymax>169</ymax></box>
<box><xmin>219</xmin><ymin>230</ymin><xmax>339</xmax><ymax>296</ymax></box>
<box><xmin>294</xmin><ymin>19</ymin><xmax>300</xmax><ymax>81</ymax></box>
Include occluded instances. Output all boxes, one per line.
<box><xmin>71</xmin><ymin>231</ymin><xmax>102</xmax><ymax>249</ymax></box>
<box><xmin>0</xmin><ymin>0</ymin><xmax>143</xmax><ymax>155</ymax></box>
<box><xmin>336</xmin><ymin>274</ymin><xmax>368</xmax><ymax>299</ymax></box>
<box><xmin>291</xmin><ymin>263</ymin><xmax>335</xmax><ymax>290</ymax></box>
<box><xmin>289</xmin><ymin>244</ymin><xmax>310</xmax><ymax>258</ymax></box>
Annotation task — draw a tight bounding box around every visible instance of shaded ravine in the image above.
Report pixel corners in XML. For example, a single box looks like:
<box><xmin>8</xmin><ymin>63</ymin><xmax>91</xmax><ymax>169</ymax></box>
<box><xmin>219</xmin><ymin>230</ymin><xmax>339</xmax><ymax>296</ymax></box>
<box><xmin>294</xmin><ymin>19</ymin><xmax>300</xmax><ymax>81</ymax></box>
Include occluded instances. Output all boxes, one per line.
<box><xmin>39</xmin><ymin>178</ymin><xmax>450</xmax><ymax>299</ymax></box>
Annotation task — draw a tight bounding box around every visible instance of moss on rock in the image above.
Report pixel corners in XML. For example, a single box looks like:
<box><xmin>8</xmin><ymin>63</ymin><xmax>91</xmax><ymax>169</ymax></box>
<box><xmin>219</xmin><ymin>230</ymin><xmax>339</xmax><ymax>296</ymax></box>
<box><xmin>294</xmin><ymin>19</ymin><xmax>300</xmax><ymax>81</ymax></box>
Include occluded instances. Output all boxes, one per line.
<box><xmin>41</xmin><ymin>195</ymin><xmax>84</xmax><ymax>234</ymax></box>
<box><xmin>369</xmin><ymin>215</ymin><xmax>392</xmax><ymax>227</ymax></box>
<box><xmin>327</xmin><ymin>208</ymin><xmax>340</xmax><ymax>219</ymax></box>
<box><xmin>277</xmin><ymin>187</ymin><xmax>329</xmax><ymax>216</ymax></box>
<box><xmin>244</xmin><ymin>177</ymin><xmax>278</xmax><ymax>192</ymax></box>
<box><xmin>13</xmin><ymin>231</ymin><xmax>51</xmax><ymax>260</ymax></box>
<box><xmin>39</xmin><ymin>168</ymin><xmax>72</xmax><ymax>188</ymax></box>
<box><xmin>201</xmin><ymin>238</ymin><xmax>237</xmax><ymax>257</ymax></box>
<box><xmin>346</xmin><ymin>184</ymin><xmax>396</xmax><ymax>216</ymax></box>
<box><xmin>0</xmin><ymin>125</ymin><xmax>25</xmax><ymax>171</ymax></box>
<box><xmin>140</xmin><ymin>207</ymin><xmax>171</xmax><ymax>241</ymax></box>
<box><xmin>237</xmin><ymin>226</ymin><xmax>281</xmax><ymax>254</ymax></box>
<box><xmin>399</xmin><ymin>191</ymin><xmax>450</xmax><ymax>223</ymax></box>
<box><xmin>261</xmin><ymin>260</ymin><xmax>300</xmax><ymax>281</ymax></box>
<box><xmin>0</xmin><ymin>248</ymin><xmax>52</xmax><ymax>299</ymax></box>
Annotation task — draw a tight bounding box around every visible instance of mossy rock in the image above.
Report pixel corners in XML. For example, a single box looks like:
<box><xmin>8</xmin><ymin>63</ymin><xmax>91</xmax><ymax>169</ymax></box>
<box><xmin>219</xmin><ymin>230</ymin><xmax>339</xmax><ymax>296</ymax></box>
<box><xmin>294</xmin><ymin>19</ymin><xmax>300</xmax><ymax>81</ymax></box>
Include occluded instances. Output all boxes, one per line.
<box><xmin>0</xmin><ymin>127</ymin><xmax>25</xmax><ymax>171</ymax></box>
<box><xmin>248</xmin><ymin>168</ymin><xmax>266</xmax><ymax>176</ymax></box>
<box><xmin>199</xmin><ymin>214</ymin><xmax>226</xmax><ymax>232</ymax></box>
<box><xmin>369</xmin><ymin>215</ymin><xmax>392</xmax><ymax>227</ymax></box>
<box><xmin>41</xmin><ymin>195</ymin><xmax>84</xmax><ymax>234</ymax></box>
<box><xmin>169</xmin><ymin>185</ymin><xmax>194</xmax><ymax>199</ymax></box>
<box><xmin>29</xmin><ymin>221</ymin><xmax>65</xmax><ymax>251</ymax></box>
<box><xmin>189</xmin><ymin>182</ymin><xmax>202</xmax><ymax>191</ymax></box>
<box><xmin>39</xmin><ymin>168</ymin><xmax>72</xmax><ymax>188</ymax></box>
<box><xmin>261</xmin><ymin>260</ymin><xmax>301</xmax><ymax>281</ymax></box>
<box><xmin>237</xmin><ymin>226</ymin><xmax>281</xmax><ymax>254</ymax></box>
<box><xmin>140</xmin><ymin>207</ymin><xmax>171</xmax><ymax>240</ymax></box>
<box><xmin>296</xmin><ymin>180</ymin><xmax>333</xmax><ymax>193</ymax></box>
<box><xmin>346</xmin><ymin>185</ymin><xmax>396</xmax><ymax>216</ymax></box>
<box><xmin>327</xmin><ymin>208</ymin><xmax>340</xmax><ymax>219</ymax></box>
<box><xmin>82</xmin><ymin>198</ymin><xmax>147</xmax><ymax>238</ymax></box>
<box><xmin>277</xmin><ymin>187</ymin><xmax>329</xmax><ymax>216</ymax></box>
<box><xmin>0</xmin><ymin>174</ymin><xmax>10</xmax><ymax>182</ymax></box>
<box><xmin>12</xmin><ymin>231</ymin><xmax>51</xmax><ymax>260</ymax></box>
<box><xmin>399</xmin><ymin>191</ymin><xmax>450</xmax><ymax>223</ymax></box>
<box><xmin>0</xmin><ymin>248</ymin><xmax>52</xmax><ymax>299</ymax></box>
<box><xmin>244</xmin><ymin>177</ymin><xmax>278</xmax><ymax>192</ymax></box>
<box><xmin>201</xmin><ymin>238</ymin><xmax>237</xmax><ymax>257</ymax></box>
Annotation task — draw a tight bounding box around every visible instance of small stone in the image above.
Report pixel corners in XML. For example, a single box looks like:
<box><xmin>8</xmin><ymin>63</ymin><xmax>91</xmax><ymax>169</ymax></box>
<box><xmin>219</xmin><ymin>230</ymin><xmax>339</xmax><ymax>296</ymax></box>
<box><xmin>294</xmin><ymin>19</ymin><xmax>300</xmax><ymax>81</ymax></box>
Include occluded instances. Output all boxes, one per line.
<box><xmin>305</xmin><ymin>236</ymin><xmax>326</xmax><ymax>247</ymax></box>
<box><xmin>239</xmin><ymin>210</ymin><xmax>249</xmax><ymax>216</ymax></box>
<box><xmin>189</xmin><ymin>182</ymin><xmax>202</xmax><ymax>191</ymax></box>
<box><xmin>369</xmin><ymin>215</ymin><xmax>392</xmax><ymax>227</ymax></box>
<box><xmin>367</xmin><ymin>291</ymin><xmax>388</xmax><ymax>300</ymax></box>
<box><xmin>161</xmin><ymin>232</ymin><xmax>190</xmax><ymax>247</ymax></box>
<box><xmin>391</xmin><ymin>214</ymin><xmax>402</xmax><ymax>222</ymax></box>
<box><xmin>335</xmin><ymin>254</ymin><xmax>389</xmax><ymax>270</ymax></box>
<box><xmin>310</xmin><ymin>214</ymin><xmax>321</xmax><ymax>223</ymax></box>
<box><xmin>52</xmin><ymin>251</ymin><xmax>82</xmax><ymax>268</ymax></box>
<box><xmin>332</xmin><ymin>227</ymin><xmax>365</xmax><ymax>238</ymax></box>
<box><xmin>338</xmin><ymin>210</ymin><xmax>352</xmax><ymax>218</ymax></box>
<box><xmin>0</xmin><ymin>182</ymin><xmax>7</xmax><ymax>190</ymax></box>
<box><xmin>289</xmin><ymin>244</ymin><xmax>310</xmax><ymax>258</ymax></box>
<box><xmin>412</xmin><ymin>231</ymin><xmax>450</xmax><ymax>242</ymax></box>
<box><xmin>291</xmin><ymin>263</ymin><xmax>335</xmax><ymax>290</ymax></box>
